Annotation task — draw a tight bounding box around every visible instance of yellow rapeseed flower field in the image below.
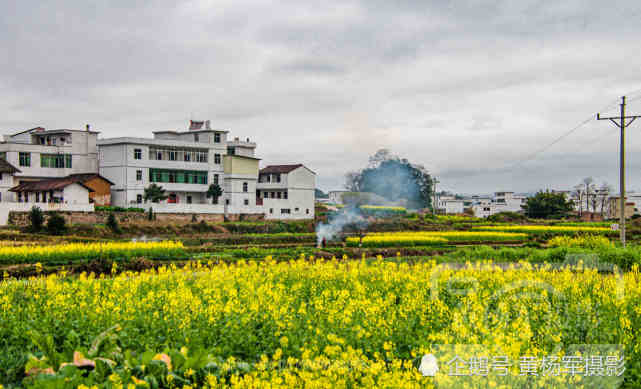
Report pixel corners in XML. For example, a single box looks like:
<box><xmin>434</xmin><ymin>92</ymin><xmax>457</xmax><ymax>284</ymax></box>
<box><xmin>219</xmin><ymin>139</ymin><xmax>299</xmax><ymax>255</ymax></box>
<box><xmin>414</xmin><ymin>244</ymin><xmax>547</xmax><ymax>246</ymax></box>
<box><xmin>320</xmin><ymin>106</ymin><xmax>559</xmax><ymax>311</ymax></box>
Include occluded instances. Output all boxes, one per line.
<box><xmin>0</xmin><ymin>240</ymin><xmax>184</xmax><ymax>264</ymax></box>
<box><xmin>346</xmin><ymin>231</ymin><xmax>527</xmax><ymax>246</ymax></box>
<box><xmin>473</xmin><ymin>225</ymin><xmax>612</xmax><ymax>234</ymax></box>
<box><xmin>2</xmin><ymin>258</ymin><xmax>636</xmax><ymax>387</ymax></box>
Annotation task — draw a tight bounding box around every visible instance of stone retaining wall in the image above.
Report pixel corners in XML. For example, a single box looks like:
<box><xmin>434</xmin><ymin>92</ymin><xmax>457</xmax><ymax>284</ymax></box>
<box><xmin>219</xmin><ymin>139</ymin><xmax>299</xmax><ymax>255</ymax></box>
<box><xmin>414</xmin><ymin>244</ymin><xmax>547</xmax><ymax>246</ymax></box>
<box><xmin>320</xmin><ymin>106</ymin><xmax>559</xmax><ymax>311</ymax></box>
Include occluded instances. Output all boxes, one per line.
<box><xmin>8</xmin><ymin>211</ymin><xmax>264</xmax><ymax>227</ymax></box>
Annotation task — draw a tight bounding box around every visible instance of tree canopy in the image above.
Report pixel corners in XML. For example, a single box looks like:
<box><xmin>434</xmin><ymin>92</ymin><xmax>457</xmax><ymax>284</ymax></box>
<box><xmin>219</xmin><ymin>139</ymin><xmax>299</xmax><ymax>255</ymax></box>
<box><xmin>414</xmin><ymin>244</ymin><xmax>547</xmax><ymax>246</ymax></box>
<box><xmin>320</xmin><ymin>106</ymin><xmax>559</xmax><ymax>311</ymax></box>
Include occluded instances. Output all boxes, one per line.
<box><xmin>345</xmin><ymin>149</ymin><xmax>433</xmax><ymax>209</ymax></box>
<box><xmin>143</xmin><ymin>184</ymin><xmax>168</xmax><ymax>203</ymax></box>
<box><xmin>522</xmin><ymin>191</ymin><xmax>574</xmax><ymax>219</ymax></box>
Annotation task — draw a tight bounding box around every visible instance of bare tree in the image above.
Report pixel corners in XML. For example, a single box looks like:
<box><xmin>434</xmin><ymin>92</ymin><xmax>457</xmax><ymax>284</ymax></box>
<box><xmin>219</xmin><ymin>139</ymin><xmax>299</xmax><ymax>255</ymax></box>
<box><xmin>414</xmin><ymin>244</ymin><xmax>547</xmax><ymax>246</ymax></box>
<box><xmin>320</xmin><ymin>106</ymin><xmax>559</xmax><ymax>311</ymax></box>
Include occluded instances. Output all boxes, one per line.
<box><xmin>598</xmin><ymin>183</ymin><xmax>612</xmax><ymax>218</ymax></box>
<box><xmin>573</xmin><ymin>184</ymin><xmax>584</xmax><ymax>216</ymax></box>
<box><xmin>582</xmin><ymin>177</ymin><xmax>596</xmax><ymax>212</ymax></box>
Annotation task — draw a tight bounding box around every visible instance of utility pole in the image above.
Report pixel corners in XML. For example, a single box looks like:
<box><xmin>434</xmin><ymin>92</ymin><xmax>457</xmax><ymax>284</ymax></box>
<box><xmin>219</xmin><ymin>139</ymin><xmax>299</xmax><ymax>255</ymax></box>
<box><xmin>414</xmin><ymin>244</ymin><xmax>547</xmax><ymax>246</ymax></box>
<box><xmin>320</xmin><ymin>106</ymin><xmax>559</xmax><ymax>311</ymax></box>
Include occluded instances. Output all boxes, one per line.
<box><xmin>432</xmin><ymin>178</ymin><xmax>440</xmax><ymax>214</ymax></box>
<box><xmin>597</xmin><ymin>96</ymin><xmax>641</xmax><ymax>247</ymax></box>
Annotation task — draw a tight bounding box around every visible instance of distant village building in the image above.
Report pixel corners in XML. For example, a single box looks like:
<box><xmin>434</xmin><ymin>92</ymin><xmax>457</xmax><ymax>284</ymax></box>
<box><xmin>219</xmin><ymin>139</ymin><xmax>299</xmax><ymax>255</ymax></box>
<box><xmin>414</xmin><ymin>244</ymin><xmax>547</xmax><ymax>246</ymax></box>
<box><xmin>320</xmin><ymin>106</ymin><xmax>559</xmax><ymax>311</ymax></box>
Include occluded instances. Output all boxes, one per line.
<box><xmin>471</xmin><ymin>192</ymin><xmax>528</xmax><ymax>218</ymax></box>
<box><xmin>328</xmin><ymin>190</ymin><xmax>349</xmax><ymax>204</ymax></box>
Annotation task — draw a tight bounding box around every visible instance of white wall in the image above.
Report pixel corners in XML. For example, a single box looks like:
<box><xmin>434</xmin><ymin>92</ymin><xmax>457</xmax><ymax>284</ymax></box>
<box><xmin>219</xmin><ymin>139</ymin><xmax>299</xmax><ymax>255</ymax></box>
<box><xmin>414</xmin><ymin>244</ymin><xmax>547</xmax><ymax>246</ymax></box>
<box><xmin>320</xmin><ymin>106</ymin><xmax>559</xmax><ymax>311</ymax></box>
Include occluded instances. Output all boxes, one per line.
<box><xmin>0</xmin><ymin>202</ymin><xmax>94</xmax><ymax>225</ymax></box>
<box><xmin>63</xmin><ymin>183</ymin><xmax>90</xmax><ymax>204</ymax></box>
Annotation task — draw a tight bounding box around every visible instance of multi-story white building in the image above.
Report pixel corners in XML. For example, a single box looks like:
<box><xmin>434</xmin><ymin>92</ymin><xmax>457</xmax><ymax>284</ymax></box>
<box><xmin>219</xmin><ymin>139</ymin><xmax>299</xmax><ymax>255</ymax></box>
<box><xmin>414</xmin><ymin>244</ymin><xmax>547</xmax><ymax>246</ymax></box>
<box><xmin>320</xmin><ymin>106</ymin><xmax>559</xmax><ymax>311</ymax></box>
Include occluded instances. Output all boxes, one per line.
<box><xmin>98</xmin><ymin>120</ymin><xmax>315</xmax><ymax>219</ymax></box>
<box><xmin>257</xmin><ymin>164</ymin><xmax>316</xmax><ymax>220</ymax></box>
<box><xmin>0</xmin><ymin>126</ymin><xmax>113</xmax><ymax>204</ymax></box>
<box><xmin>98</xmin><ymin>120</ymin><xmax>257</xmax><ymax>207</ymax></box>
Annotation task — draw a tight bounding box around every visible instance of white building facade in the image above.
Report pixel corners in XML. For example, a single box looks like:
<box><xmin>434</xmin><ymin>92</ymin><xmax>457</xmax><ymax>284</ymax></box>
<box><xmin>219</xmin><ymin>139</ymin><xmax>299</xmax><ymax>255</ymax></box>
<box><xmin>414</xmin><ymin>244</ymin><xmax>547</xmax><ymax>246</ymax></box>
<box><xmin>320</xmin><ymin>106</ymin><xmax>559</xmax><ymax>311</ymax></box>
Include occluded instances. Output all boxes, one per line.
<box><xmin>471</xmin><ymin>192</ymin><xmax>528</xmax><ymax>218</ymax></box>
<box><xmin>98</xmin><ymin>120</ymin><xmax>252</xmax><ymax>208</ymax></box>
<box><xmin>257</xmin><ymin>164</ymin><xmax>316</xmax><ymax>220</ymax></box>
<box><xmin>98</xmin><ymin>120</ymin><xmax>315</xmax><ymax>219</ymax></box>
<box><xmin>0</xmin><ymin>126</ymin><xmax>99</xmax><ymax>203</ymax></box>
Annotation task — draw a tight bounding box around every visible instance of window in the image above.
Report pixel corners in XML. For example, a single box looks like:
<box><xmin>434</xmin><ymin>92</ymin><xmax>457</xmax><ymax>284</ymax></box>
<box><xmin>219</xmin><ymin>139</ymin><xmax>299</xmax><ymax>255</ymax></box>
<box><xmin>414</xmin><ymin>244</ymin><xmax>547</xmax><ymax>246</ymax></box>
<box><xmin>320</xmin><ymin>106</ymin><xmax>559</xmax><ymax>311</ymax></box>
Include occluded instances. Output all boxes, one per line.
<box><xmin>0</xmin><ymin>152</ymin><xmax>6</xmax><ymax>160</ymax></box>
<box><xmin>149</xmin><ymin>169</ymin><xmax>208</xmax><ymax>185</ymax></box>
<box><xmin>244</xmin><ymin>199</ymin><xmax>249</xmax><ymax>205</ymax></box>
<box><xmin>226</xmin><ymin>199</ymin><xmax>230</xmax><ymax>205</ymax></box>
<box><xmin>213</xmin><ymin>174</ymin><xmax>219</xmax><ymax>185</ymax></box>
<box><xmin>214</xmin><ymin>154</ymin><xmax>221</xmax><ymax>164</ymax></box>
<box><xmin>0</xmin><ymin>173</ymin><xmax>2</xmax><ymax>181</ymax></box>
<box><xmin>269</xmin><ymin>208</ymin><xmax>273</xmax><ymax>214</ymax></box>
<box><xmin>281</xmin><ymin>209</ymin><xmax>291</xmax><ymax>214</ymax></box>
<box><xmin>187</xmin><ymin>196</ymin><xmax>192</xmax><ymax>204</ymax></box>
<box><xmin>36</xmin><ymin>192</ymin><xmax>40</xmax><ymax>202</ymax></box>
<box><xmin>227</xmin><ymin>147</ymin><xmax>235</xmax><ymax>155</ymax></box>
<box><xmin>137</xmin><ymin>194</ymin><xmax>142</xmax><ymax>204</ymax></box>
<box><xmin>271</xmin><ymin>192</ymin><xmax>275</xmax><ymax>198</ymax></box>
<box><xmin>243</xmin><ymin>182</ymin><xmax>248</xmax><ymax>192</ymax></box>
<box><xmin>277</xmin><ymin>192</ymin><xmax>281</xmax><ymax>199</ymax></box>
<box><xmin>134</xmin><ymin>149</ymin><xmax>142</xmax><ymax>160</ymax></box>
<box><xmin>306</xmin><ymin>209</ymin><xmax>310</xmax><ymax>214</ymax></box>
<box><xmin>156</xmin><ymin>151</ymin><xmax>162</xmax><ymax>160</ymax></box>
<box><xmin>19</xmin><ymin>152</ymin><xmax>30</xmax><ymax>167</ymax></box>
<box><xmin>214</xmin><ymin>133</ymin><xmax>221</xmax><ymax>143</ymax></box>
<box><xmin>184</xmin><ymin>152</ymin><xmax>191</xmax><ymax>162</ymax></box>
<box><xmin>40</xmin><ymin>154</ymin><xmax>72</xmax><ymax>168</ymax></box>
<box><xmin>295</xmin><ymin>207</ymin><xmax>299</xmax><ymax>212</ymax></box>
<box><xmin>18</xmin><ymin>192</ymin><xmax>22</xmax><ymax>202</ymax></box>
<box><xmin>169</xmin><ymin>151</ymin><xmax>176</xmax><ymax>161</ymax></box>
<box><xmin>275</xmin><ymin>174</ymin><xmax>281</xmax><ymax>183</ymax></box>
<box><xmin>283</xmin><ymin>191</ymin><xmax>288</xmax><ymax>199</ymax></box>
<box><xmin>194</xmin><ymin>133</ymin><xmax>199</xmax><ymax>142</ymax></box>
<box><xmin>136</xmin><ymin>170</ymin><xmax>142</xmax><ymax>181</ymax></box>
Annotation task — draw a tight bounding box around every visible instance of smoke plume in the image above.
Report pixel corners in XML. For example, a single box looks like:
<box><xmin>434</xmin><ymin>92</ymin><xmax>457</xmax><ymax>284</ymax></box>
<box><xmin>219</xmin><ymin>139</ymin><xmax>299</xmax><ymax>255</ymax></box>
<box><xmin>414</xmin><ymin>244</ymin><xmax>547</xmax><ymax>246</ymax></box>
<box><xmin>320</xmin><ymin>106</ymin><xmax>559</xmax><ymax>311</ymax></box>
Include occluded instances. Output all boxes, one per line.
<box><xmin>315</xmin><ymin>207</ymin><xmax>368</xmax><ymax>246</ymax></box>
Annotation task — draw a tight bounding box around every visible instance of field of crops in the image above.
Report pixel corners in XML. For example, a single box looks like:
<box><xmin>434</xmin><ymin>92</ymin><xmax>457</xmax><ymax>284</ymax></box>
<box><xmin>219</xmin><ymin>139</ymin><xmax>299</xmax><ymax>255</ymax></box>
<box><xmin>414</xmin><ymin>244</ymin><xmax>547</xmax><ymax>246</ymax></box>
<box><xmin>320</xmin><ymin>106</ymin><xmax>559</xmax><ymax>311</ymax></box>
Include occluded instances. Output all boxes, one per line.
<box><xmin>346</xmin><ymin>231</ymin><xmax>528</xmax><ymax>247</ymax></box>
<box><xmin>1</xmin><ymin>215</ymin><xmax>639</xmax><ymax>387</ymax></box>
<box><xmin>472</xmin><ymin>225</ymin><xmax>613</xmax><ymax>234</ymax></box>
<box><xmin>1</xmin><ymin>259</ymin><xmax>636</xmax><ymax>387</ymax></box>
<box><xmin>0</xmin><ymin>241</ymin><xmax>185</xmax><ymax>265</ymax></box>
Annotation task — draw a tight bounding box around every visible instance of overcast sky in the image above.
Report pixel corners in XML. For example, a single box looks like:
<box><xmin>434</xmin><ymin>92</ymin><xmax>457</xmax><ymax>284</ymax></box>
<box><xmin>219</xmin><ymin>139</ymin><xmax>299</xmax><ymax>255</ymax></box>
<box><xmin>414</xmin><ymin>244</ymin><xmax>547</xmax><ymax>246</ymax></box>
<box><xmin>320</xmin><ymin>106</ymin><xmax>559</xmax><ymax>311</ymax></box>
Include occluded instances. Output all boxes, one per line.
<box><xmin>3</xmin><ymin>0</ymin><xmax>641</xmax><ymax>193</ymax></box>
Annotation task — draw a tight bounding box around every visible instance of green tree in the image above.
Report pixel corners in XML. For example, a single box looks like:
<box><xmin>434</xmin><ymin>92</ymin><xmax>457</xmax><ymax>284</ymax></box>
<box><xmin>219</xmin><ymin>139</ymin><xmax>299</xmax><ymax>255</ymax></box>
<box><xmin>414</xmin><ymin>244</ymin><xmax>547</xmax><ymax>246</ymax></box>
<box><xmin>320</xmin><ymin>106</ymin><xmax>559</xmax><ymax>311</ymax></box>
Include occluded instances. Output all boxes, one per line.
<box><xmin>206</xmin><ymin>184</ymin><xmax>224</xmax><ymax>204</ymax></box>
<box><xmin>46</xmin><ymin>213</ymin><xmax>68</xmax><ymax>235</ymax></box>
<box><xmin>106</xmin><ymin>213</ymin><xmax>121</xmax><ymax>234</ymax></box>
<box><xmin>28</xmin><ymin>206</ymin><xmax>44</xmax><ymax>232</ymax></box>
<box><xmin>523</xmin><ymin>191</ymin><xmax>574</xmax><ymax>219</ymax></box>
<box><xmin>143</xmin><ymin>184</ymin><xmax>168</xmax><ymax>203</ymax></box>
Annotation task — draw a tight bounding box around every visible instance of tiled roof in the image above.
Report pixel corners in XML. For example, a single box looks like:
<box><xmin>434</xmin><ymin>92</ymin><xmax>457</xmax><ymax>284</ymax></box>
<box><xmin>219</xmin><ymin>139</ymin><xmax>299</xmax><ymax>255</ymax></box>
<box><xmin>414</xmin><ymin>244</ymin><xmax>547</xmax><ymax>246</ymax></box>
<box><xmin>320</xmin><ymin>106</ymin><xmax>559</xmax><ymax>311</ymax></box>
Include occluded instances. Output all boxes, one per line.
<box><xmin>0</xmin><ymin>158</ymin><xmax>20</xmax><ymax>174</ymax></box>
<box><xmin>9</xmin><ymin>174</ymin><xmax>113</xmax><ymax>192</ymax></box>
<box><xmin>259</xmin><ymin>164</ymin><xmax>303</xmax><ymax>174</ymax></box>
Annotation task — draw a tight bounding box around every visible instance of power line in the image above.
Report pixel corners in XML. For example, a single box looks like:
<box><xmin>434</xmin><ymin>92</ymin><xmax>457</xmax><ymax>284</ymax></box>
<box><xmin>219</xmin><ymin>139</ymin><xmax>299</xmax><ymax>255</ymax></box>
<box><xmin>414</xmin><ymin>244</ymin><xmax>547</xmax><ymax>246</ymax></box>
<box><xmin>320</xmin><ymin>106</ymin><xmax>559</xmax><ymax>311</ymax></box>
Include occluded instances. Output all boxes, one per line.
<box><xmin>507</xmin><ymin>98</ymin><xmax>620</xmax><ymax>170</ymax></box>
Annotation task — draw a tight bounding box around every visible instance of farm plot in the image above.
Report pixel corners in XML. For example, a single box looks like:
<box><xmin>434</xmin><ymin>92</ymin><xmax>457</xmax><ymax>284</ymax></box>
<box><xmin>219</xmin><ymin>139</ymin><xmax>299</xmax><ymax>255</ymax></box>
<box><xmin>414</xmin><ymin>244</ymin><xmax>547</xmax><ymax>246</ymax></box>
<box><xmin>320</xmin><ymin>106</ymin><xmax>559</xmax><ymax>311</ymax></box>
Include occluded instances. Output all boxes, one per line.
<box><xmin>346</xmin><ymin>231</ymin><xmax>528</xmax><ymax>247</ymax></box>
<box><xmin>2</xmin><ymin>259</ymin><xmax>637</xmax><ymax>387</ymax></box>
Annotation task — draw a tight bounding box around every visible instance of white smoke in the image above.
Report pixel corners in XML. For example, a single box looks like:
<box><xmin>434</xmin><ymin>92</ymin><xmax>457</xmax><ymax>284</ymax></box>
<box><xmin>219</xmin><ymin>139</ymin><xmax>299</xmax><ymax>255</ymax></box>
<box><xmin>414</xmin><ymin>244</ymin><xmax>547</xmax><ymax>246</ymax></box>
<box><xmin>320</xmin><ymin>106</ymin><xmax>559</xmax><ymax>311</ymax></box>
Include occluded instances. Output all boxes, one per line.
<box><xmin>315</xmin><ymin>208</ymin><xmax>368</xmax><ymax>246</ymax></box>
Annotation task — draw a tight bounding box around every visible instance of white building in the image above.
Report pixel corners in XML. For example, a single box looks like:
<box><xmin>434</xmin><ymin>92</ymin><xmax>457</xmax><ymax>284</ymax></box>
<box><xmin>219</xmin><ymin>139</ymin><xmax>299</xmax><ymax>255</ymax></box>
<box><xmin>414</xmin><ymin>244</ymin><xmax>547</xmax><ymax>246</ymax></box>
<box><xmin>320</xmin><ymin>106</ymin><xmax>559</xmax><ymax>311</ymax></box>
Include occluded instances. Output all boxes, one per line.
<box><xmin>98</xmin><ymin>120</ymin><xmax>315</xmax><ymax>219</ymax></box>
<box><xmin>257</xmin><ymin>164</ymin><xmax>316</xmax><ymax>220</ymax></box>
<box><xmin>471</xmin><ymin>192</ymin><xmax>528</xmax><ymax>218</ymax></box>
<box><xmin>444</xmin><ymin>199</ymin><xmax>465</xmax><ymax>214</ymax></box>
<box><xmin>328</xmin><ymin>190</ymin><xmax>348</xmax><ymax>204</ymax></box>
<box><xmin>98</xmin><ymin>120</ymin><xmax>255</xmax><ymax>207</ymax></box>
<box><xmin>0</xmin><ymin>126</ymin><xmax>100</xmax><ymax>203</ymax></box>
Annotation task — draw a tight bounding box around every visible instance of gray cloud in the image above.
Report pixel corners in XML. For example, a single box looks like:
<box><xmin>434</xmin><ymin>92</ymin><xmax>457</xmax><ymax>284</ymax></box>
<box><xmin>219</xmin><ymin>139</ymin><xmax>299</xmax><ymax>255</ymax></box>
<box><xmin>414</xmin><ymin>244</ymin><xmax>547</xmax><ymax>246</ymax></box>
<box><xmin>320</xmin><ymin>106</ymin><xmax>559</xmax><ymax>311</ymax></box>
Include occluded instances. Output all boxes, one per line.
<box><xmin>2</xmin><ymin>0</ymin><xmax>641</xmax><ymax>193</ymax></box>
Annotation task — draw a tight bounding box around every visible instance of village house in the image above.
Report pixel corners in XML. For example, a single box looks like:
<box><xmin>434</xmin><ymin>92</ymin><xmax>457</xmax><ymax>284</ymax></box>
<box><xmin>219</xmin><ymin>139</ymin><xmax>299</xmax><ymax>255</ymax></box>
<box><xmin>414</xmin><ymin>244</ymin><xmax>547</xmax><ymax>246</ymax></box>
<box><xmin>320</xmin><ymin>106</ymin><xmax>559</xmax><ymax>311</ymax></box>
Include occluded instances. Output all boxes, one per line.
<box><xmin>257</xmin><ymin>164</ymin><xmax>316</xmax><ymax>220</ymax></box>
<box><xmin>0</xmin><ymin>126</ymin><xmax>112</xmax><ymax>205</ymax></box>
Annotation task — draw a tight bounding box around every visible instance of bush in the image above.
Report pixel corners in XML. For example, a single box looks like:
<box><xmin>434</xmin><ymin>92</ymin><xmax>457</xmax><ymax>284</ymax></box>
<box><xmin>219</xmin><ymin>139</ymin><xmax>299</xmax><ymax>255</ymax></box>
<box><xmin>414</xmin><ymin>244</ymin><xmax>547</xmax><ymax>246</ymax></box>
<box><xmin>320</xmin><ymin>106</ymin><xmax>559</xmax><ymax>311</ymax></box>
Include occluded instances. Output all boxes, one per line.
<box><xmin>106</xmin><ymin>213</ymin><xmax>121</xmax><ymax>234</ymax></box>
<box><xmin>96</xmin><ymin>206</ymin><xmax>145</xmax><ymax>213</ymax></box>
<box><xmin>28</xmin><ymin>206</ymin><xmax>44</xmax><ymax>232</ymax></box>
<box><xmin>46</xmin><ymin>213</ymin><xmax>68</xmax><ymax>235</ymax></box>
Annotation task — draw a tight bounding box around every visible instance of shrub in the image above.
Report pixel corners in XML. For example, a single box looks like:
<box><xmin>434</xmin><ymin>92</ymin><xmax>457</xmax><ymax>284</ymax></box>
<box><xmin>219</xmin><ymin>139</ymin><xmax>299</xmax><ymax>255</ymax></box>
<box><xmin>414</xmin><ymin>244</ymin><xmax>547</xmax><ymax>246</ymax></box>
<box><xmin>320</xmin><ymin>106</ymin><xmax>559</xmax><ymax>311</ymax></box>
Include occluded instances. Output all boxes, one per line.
<box><xmin>46</xmin><ymin>213</ymin><xmax>68</xmax><ymax>235</ymax></box>
<box><xmin>106</xmin><ymin>213</ymin><xmax>121</xmax><ymax>234</ymax></box>
<box><xmin>28</xmin><ymin>206</ymin><xmax>44</xmax><ymax>232</ymax></box>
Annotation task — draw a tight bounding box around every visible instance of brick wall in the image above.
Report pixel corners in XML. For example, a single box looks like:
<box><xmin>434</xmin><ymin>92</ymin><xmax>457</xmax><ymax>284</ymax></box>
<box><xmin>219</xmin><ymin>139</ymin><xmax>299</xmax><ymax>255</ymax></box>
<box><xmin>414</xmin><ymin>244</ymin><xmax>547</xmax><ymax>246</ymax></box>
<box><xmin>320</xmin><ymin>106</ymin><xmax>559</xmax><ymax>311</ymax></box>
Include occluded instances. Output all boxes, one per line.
<box><xmin>8</xmin><ymin>211</ymin><xmax>264</xmax><ymax>226</ymax></box>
